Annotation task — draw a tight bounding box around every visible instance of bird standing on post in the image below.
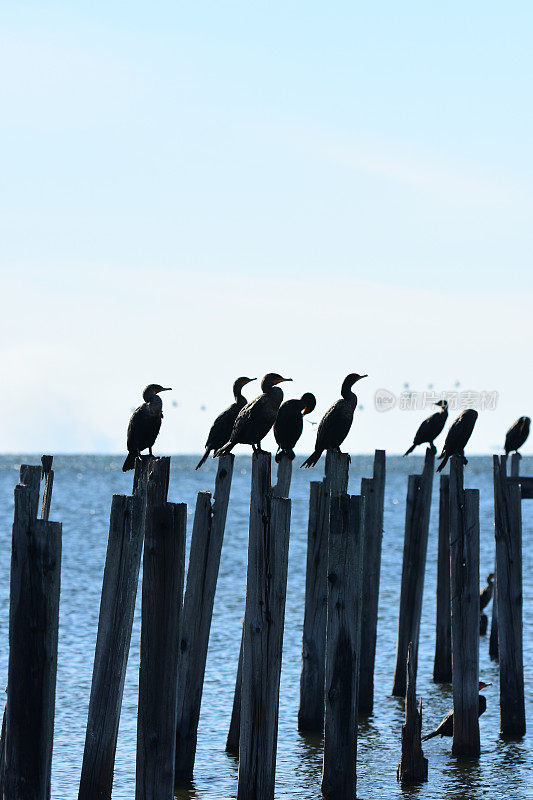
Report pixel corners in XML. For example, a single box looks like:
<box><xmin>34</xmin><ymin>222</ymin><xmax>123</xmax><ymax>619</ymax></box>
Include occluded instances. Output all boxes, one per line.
<box><xmin>274</xmin><ymin>392</ymin><xmax>316</xmax><ymax>462</ymax></box>
<box><xmin>214</xmin><ymin>373</ymin><xmax>292</xmax><ymax>456</ymax></box>
<box><xmin>479</xmin><ymin>572</ymin><xmax>495</xmax><ymax>635</ymax></box>
<box><xmin>436</xmin><ymin>408</ymin><xmax>478</xmax><ymax>473</ymax></box>
<box><xmin>301</xmin><ymin>373</ymin><xmax>367</xmax><ymax>468</ymax></box>
<box><xmin>122</xmin><ymin>384</ymin><xmax>172</xmax><ymax>472</ymax></box>
<box><xmin>404</xmin><ymin>400</ymin><xmax>448</xmax><ymax>456</ymax></box>
<box><xmin>195</xmin><ymin>377</ymin><xmax>256</xmax><ymax>469</ymax></box>
<box><xmin>504</xmin><ymin>416</ymin><xmax>530</xmax><ymax>455</ymax></box>
<box><xmin>422</xmin><ymin>682</ymin><xmax>491</xmax><ymax>740</ymax></box>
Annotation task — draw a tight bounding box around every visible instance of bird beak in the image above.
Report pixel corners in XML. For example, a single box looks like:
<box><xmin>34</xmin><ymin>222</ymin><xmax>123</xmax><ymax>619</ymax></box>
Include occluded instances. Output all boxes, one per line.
<box><xmin>158</xmin><ymin>387</ymin><xmax>172</xmax><ymax>392</ymax></box>
<box><xmin>358</xmin><ymin>374</ymin><xmax>368</xmax><ymax>381</ymax></box>
<box><xmin>245</xmin><ymin>378</ymin><xmax>256</xmax><ymax>384</ymax></box>
<box><xmin>302</xmin><ymin>407</ymin><xmax>311</xmax><ymax>415</ymax></box>
<box><xmin>275</xmin><ymin>377</ymin><xmax>292</xmax><ymax>384</ymax></box>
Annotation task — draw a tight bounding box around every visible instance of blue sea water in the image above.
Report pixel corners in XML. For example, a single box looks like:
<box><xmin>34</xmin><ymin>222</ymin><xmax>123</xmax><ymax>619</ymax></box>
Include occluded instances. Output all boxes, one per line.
<box><xmin>0</xmin><ymin>454</ymin><xmax>531</xmax><ymax>799</ymax></box>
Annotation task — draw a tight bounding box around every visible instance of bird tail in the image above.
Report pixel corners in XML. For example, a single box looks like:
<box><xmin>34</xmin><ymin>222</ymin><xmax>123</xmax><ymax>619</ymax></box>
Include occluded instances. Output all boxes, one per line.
<box><xmin>403</xmin><ymin>444</ymin><xmax>415</xmax><ymax>457</ymax></box>
<box><xmin>422</xmin><ymin>731</ymin><xmax>438</xmax><ymax>742</ymax></box>
<box><xmin>122</xmin><ymin>452</ymin><xmax>136</xmax><ymax>472</ymax></box>
<box><xmin>195</xmin><ymin>449</ymin><xmax>210</xmax><ymax>470</ymax></box>
<box><xmin>276</xmin><ymin>448</ymin><xmax>295</xmax><ymax>463</ymax></box>
<box><xmin>436</xmin><ymin>453</ymin><xmax>449</xmax><ymax>473</ymax></box>
<box><xmin>214</xmin><ymin>441</ymin><xmax>234</xmax><ymax>458</ymax></box>
<box><xmin>301</xmin><ymin>450</ymin><xmax>322</xmax><ymax>469</ymax></box>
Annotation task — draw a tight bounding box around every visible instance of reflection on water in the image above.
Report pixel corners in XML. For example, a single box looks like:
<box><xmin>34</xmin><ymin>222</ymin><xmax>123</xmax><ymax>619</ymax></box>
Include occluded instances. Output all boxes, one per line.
<box><xmin>0</xmin><ymin>454</ymin><xmax>531</xmax><ymax>799</ymax></box>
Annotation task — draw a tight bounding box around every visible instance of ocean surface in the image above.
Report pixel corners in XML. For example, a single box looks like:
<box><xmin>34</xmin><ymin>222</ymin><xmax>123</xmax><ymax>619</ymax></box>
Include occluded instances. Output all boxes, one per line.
<box><xmin>0</xmin><ymin>454</ymin><xmax>532</xmax><ymax>800</ymax></box>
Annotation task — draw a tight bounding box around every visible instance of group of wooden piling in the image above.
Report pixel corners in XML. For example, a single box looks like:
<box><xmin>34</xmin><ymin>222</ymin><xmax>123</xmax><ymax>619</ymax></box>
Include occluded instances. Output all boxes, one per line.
<box><xmin>0</xmin><ymin>444</ymin><xmax>527</xmax><ymax>799</ymax></box>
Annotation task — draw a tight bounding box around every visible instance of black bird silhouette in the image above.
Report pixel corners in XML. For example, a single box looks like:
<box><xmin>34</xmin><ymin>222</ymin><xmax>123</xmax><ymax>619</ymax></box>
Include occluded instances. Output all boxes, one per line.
<box><xmin>274</xmin><ymin>392</ymin><xmax>316</xmax><ymax>462</ymax></box>
<box><xmin>301</xmin><ymin>373</ymin><xmax>367</xmax><ymax>469</ymax></box>
<box><xmin>480</xmin><ymin>572</ymin><xmax>495</xmax><ymax>613</ymax></box>
<box><xmin>404</xmin><ymin>400</ymin><xmax>448</xmax><ymax>456</ymax></box>
<box><xmin>214</xmin><ymin>373</ymin><xmax>292</xmax><ymax>456</ymax></box>
<box><xmin>195</xmin><ymin>377</ymin><xmax>255</xmax><ymax>469</ymax></box>
<box><xmin>436</xmin><ymin>408</ymin><xmax>478</xmax><ymax>473</ymax></box>
<box><xmin>422</xmin><ymin>682</ymin><xmax>491</xmax><ymax>740</ymax></box>
<box><xmin>122</xmin><ymin>384</ymin><xmax>171</xmax><ymax>472</ymax></box>
<box><xmin>504</xmin><ymin>416</ymin><xmax>530</xmax><ymax>455</ymax></box>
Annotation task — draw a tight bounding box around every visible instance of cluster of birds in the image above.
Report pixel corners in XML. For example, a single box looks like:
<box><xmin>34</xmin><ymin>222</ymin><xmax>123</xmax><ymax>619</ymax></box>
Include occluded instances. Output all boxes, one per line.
<box><xmin>122</xmin><ymin>375</ymin><xmax>531</xmax><ymax>473</ymax></box>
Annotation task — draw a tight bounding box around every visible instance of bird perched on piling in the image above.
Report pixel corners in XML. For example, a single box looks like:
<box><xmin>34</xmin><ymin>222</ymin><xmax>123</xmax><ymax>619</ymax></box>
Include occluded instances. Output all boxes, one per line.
<box><xmin>274</xmin><ymin>392</ymin><xmax>316</xmax><ymax>462</ymax></box>
<box><xmin>504</xmin><ymin>416</ymin><xmax>531</xmax><ymax>455</ymax></box>
<box><xmin>404</xmin><ymin>400</ymin><xmax>448</xmax><ymax>456</ymax></box>
<box><xmin>301</xmin><ymin>373</ymin><xmax>367</xmax><ymax>469</ymax></box>
<box><xmin>422</xmin><ymin>682</ymin><xmax>491</xmax><ymax>740</ymax></box>
<box><xmin>195</xmin><ymin>377</ymin><xmax>256</xmax><ymax>469</ymax></box>
<box><xmin>436</xmin><ymin>408</ymin><xmax>478</xmax><ymax>473</ymax></box>
<box><xmin>479</xmin><ymin>572</ymin><xmax>495</xmax><ymax>635</ymax></box>
<box><xmin>122</xmin><ymin>384</ymin><xmax>172</xmax><ymax>471</ymax></box>
<box><xmin>214</xmin><ymin>373</ymin><xmax>292</xmax><ymax>456</ymax></box>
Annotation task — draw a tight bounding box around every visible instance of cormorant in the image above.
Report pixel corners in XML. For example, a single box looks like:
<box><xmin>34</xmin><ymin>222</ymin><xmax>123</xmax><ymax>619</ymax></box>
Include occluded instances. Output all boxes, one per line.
<box><xmin>436</xmin><ymin>408</ymin><xmax>478</xmax><ymax>473</ymax></box>
<box><xmin>504</xmin><ymin>416</ymin><xmax>531</xmax><ymax>455</ymax></box>
<box><xmin>214</xmin><ymin>373</ymin><xmax>292</xmax><ymax>456</ymax></box>
<box><xmin>479</xmin><ymin>572</ymin><xmax>495</xmax><ymax>635</ymax></box>
<box><xmin>301</xmin><ymin>373</ymin><xmax>367</xmax><ymax>469</ymax></box>
<box><xmin>122</xmin><ymin>384</ymin><xmax>171</xmax><ymax>472</ymax></box>
<box><xmin>422</xmin><ymin>682</ymin><xmax>491</xmax><ymax>740</ymax></box>
<box><xmin>404</xmin><ymin>400</ymin><xmax>448</xmax><ymax>456</ymax></box>
<box><xmin>195</xmin><ymin>377</ymin><xmax>255</xmax><ymax>469</ymax></box>
<box><xmin>274</xmin><ymin>392</ymin><xmax>316</xmax><ymax>462</ymax></box>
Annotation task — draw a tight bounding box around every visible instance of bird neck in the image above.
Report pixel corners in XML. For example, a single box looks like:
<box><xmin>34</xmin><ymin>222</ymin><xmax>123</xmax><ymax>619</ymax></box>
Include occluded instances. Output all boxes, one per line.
<box><xmin>267</xmin><ymin>385</ymin><xmax>284</xmax><ymax>407</ymax></box>
<box><xmin>146</xmin><ymin>394</ymin><xmax>163</xmax><ymax>415</ymax></box>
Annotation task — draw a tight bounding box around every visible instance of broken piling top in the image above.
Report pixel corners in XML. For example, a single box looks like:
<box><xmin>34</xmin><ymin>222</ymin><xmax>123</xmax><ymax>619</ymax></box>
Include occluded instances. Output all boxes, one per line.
<box><xmin>397</xmin><ymin>642</ymin><xmax>428</xmax><ymax>784</ymax></box>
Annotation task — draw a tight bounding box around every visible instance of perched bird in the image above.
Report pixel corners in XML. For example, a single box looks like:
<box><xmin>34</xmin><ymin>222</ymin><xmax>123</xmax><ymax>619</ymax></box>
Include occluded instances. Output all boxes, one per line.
<box><xmin>274</xmin><ymin>392</ymin><xmax>316</xmax><ymax>462</ymax></box>
<box><xmin>480</xmin><ymin>573</ymin><xmax>495</xmax><ymax>613</ymax></box>
<box><xmin>214</xmin><ymin>373</ymin><xmax>292</xmax><ymax>456</ymax></box>
<box><xmin>195</xmin><ymin>377</ymin><xmax>255</xmax><ymax>469</ymax></box>
<box><xmin>301</xmin><ymin>373</ymin><xmax>367</xmax><ymax>469</ymax></box>
<box><xmin>422</xmin><ymin>682</ymin><xmax>491</xmax><ymax>740</ymax></box>
<box><xmin>436</xmin><ymin>408</ymin><xmax>478</xmax><ymax>473</ymax></box>
<box><xmin>404</xmin><ymin>400</ymin><xmax>448</xmax><ymax>456</ymax></box>
<box><xmin>504</xmin><ymin>416</ymin><xmax>531</xmax><ymax>455</ymax></box>
<box><xmin>122</xmin><ymin>384</ymin><xmax>171</xmax><ymax>472</ymax></box>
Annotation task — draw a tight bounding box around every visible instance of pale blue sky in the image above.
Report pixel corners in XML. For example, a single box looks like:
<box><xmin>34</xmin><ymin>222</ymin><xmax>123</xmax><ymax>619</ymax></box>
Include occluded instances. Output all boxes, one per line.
<box><xmin>1</xmin><ymin>3</ymin><xmax>532</xmax><ymax>453</ymax></box>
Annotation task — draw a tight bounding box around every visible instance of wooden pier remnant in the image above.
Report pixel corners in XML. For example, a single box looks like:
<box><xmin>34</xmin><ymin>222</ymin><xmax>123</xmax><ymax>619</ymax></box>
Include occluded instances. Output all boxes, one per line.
<box><xmin>175</xmin><ymin>456</ymin><xmax>234</xmax><ymax>782</ymax></box>
<box><xmin>298</xmin><ymin>450</ymin><xmax>349</xmax><ymax>731</ymax></box>
<box><xmin>493</xmin><ymin>455</ymin><xmax>525</xmax><ymax>737</ymax></box>
<box><xmin>359</xmin><ymin>450</ymin><xmax>386</xmax><ymax>714</ymax></box>
<box><xmin>4</xmin><ymin>460</ymin><xmax>62</xmax><ymax>800</ymax></box>
<box><xmin>237</xmin><ymin>452</ymin><xmax>291</xmax><ymax>800</ymax></box>
<box><xmin>392</xmin><ymin>448</ymin><xmax>435</xmax><ymax>697</ymax></box>
<box><xmin>321</xmin><ymin>488</ymin><xmax>364</xmax><ymax>799</ymax></box>
<box><xmin>136</xmin><ymin>458</ymin><xmax>187</xmax><ymax>800</ymax></box>
<box><xmin>433</xmin><ymin>475</ymin><xmax>452</xmax><ymax>683</ymax></box>
<box><xmin>449</xmin><ymin>456</ymin><xmax>480</xmax><ymax>758</ymax></box>
<box><xmin>397</xmin><ymin>642</ymin><xmax>428</xmax><ymax>784</ymax></box>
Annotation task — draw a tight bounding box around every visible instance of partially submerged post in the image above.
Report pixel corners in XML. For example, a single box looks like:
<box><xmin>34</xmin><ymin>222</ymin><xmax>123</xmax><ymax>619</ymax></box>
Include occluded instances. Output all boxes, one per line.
<box><xmin>175</xmin><ymin>456</ymin><xmax>234</xmax><ymax>781</ymax></box>
<box><xmin>237</xmin><ymin>452</ymin><xmax>291</xmax><ymax>800</ymax></box>
<box><xmin>433</xmin><ymin>475</ymin><xmax>452</xmax><ymax>683</ymax></box>
<box><xmin>392</xmin><ymin>448</ymin><xmax>435</xmax><ymax>696</ymax></box>
<box><xmin>359</xmin><ymin>450</ymin><xmax>386</xmax><ymax>714</ymax></box>
<box><xmin>321</xmin><ymin>489</ymin><xmax>364</xmax><ymax>799</ymax></box>
<box><xmin>298</xmin><ymin>450</ymin><xmax>349</xmax><ymax>731</ymax></box>
<box><xmin>397</xmin><ymin>642</ymin><xmax>428</xmax><ymax>784</ymax></box>
<box><xmin>493</xmin><ymin>456</ymin><xmax>525</xmax><ymax>737</ymax></box>
<box><xmin>4</xmin><ymin>462</ymin><xmax>62</xmax><ymax>800</ymax></box>
<box><xmin>449</xmin><ymin>456</ymin><xmax>480</xmax><ymax>758</ymax></box>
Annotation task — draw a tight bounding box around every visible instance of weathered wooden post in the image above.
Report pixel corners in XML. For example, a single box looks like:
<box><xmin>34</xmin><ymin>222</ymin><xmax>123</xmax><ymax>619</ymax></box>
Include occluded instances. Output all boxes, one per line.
<box><xmin>4</xmin><ymin>462</ymin><xmax>62</xmax><ymax>800</ymax></box>
<box><xmin>237</xmin><ymin>452</ymin><xmax>291</xmax><ymax>800</ymax></box>
<box><xmin>272</xmin><ymin>453</ymin><xmax>292</xmax><ymax>498</ymax></box>
<box><xmin>359</xmin><ymin>450</ymin><xmax>386</xmax><ymax>714</ymax></box>
<box><xmin>433</xmin><ymin>475</ymin><xmax>452</xmax><ymax>683</ymax></box>
<box><xmin>392</xmin><ymin>448</ymin><xmax>435</xmax><ymax>696</ymax></box>
<box><xmin>174</xmin><ymin>456</ymin><xmax>234</xmax><ymax>781</ymax></box>
<box><xmin>449</xmin><ymin>456</ymin><xmax>480</xmax><ymax>758</ymax></box>
<box><xmin>298</xmin><ymin>451</ymin><xmax>349</xmax><ymax>731</ymax></box>
<box><xmin>136</xmin><ymin>458</ymin><xmax>187</xmax><ymax>800</ymax></box>
<box><xmin>321</xmin><ymin>488</ymin><xmax>364</xmax><ymax>799</ymax></box>
<box><xmin>493</xmin><ymin>455</ymin><xmax>525</xmax><ymax>737</ymax></box>
<box><xmin>397</xmin><ymin>642</ymin><xmax>428</xmax><ymax>784</ymax></box>
<box><xmin>78</xmin><ymin>458</ymin><xmax>149</xmax><ymax>800</ymax></box>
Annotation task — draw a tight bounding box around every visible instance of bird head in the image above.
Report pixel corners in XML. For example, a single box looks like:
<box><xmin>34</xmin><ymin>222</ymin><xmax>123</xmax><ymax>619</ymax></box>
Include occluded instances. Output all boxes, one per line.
<box><xmin>478</xmin><ymin>681</ymin><xmax>492</xmax><ymax>690</ymax></box>
<box><xmin>261</xmin><ymin>373</ymin><xmax>292</xmax><ymax>391</ymax></box>
<box><xmin>143</xmin><ymin>384</ymin><xmax>172</xmax><ymax>401</ymax></box>
<box><xmin>341</xmin><ymin>373</ymin><xmax>368</xmax><ymax>397</ymax></box>
<box><xmin>233</xmin><ymin>376</ymin><xmax>256</xmax><ymax>396</ymax></box>
<box><xmin>435</xmin><ymin>399</ymin><xmax>448</xmax><ymax>409</ymax></box>
<box><xmin>487</xmin><ymin>572</ymin><xmax>495</xmax><ymax>584</ymax></box>
<box><xmin>300</xmin><ymin>392</ymin><xmax>317</xmax><ymax>415</ymax></box>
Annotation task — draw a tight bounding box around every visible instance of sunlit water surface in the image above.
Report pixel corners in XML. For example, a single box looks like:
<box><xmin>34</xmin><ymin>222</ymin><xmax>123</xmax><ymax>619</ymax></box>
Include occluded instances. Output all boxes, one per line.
<box><xmin>0</xmin><ymin>455</ymin><xmax>532</xmax><ymax>799</ymax></box>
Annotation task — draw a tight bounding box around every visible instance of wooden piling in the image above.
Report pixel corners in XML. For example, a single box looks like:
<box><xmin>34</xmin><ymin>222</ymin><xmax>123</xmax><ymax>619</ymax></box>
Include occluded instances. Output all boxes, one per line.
<box><xmin>449</xmin><ymin>456</ymin><xmax>480</xmax><ymax>758</ymax></box>
<box><xmin>433</xmin><ymin>475</ymin><xmax>452</xmax><ymax>683</ymax></box>
<box><xmin>175</xmin><ymin>456</ymin><xmax>234</xmax><ymax>781</ymax></box>
<box><xmin>78</xmin><ymin>460</ymin><xmax>148</xmax><ymax>800</ymax></box>
<box><xmin>298</xmin><ymin>450</ymin><xmax>349</xmax><ymax>731</ymax></box>
<box><xmin>272</xmin><ymin>453</ymin><xmax>292</xmax><ymax>498</ymax></box>
<box><xmin>237</xmin><ymin>452</ymin><xmax>291</xmax><ymax>800</ymax></box>
<box><xmin>392</xmin><ymin>448</ymin><xmax>435</xmax><ymax>696</ymax></box>
<box><xmin>397</xmin><ymin>642</ymin><xmax>428</xmax><ymax>784</ymax></box>
<box><xmin>359</xmin><ymin>450</ymin><xmax>386</xmax><ymax>714</ymax></box>
<box><xmin>4</xmin><ymin>464</ymin><xmax>62</xmax><ymax>800</ymax></box>
<box><xmin>321</xmin><ymin>492</ymin><xmax>364</xmax><ymax>800</ymax></box>
<box><xmin>493</xmin><ymin>455</ymin><xmax>525</xmax><ymax>737</ymax></box>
